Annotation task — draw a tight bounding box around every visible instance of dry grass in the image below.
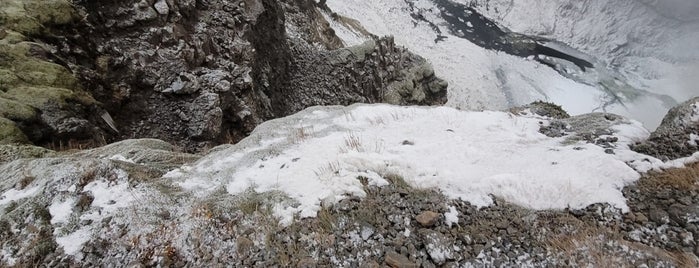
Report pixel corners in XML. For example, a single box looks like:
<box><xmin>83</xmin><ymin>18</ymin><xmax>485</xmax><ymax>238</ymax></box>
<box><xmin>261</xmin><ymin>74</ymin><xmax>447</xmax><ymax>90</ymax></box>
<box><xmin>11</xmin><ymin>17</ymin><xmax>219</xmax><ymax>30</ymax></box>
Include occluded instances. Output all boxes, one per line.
<box><xmin>288</xmin><ymin>126</ymin><xmax>314</xmax><ymax>144</ymax></box>
<box><xmin>314</xmin><ymin>161</ymin><xmax>341</xmax><ymax>179</ymax></box>
<box><xmin>316</xmin><ymin>205</ymin><xmax>336</xmax><ymax>233</ymax></box>
<box><xmin>383</xmin><ymin>173</ymin><xmax>411</xmax><ymax>190</ymax></box>
<box><xmin>342</xmin><ymin>132</ymin><xmax>364</xmax><ymax>152</ymax></box>
<box><xmin>544</xmin><ymin>214</ymin><xmax>697</xmax><ymax>267</ymax></box>
<box><xmin>642</xmin><ymin>161</ymin><xmax>699</xmax><ymax>190</ymax></box>
<box><xmin>44</xmin><ymin>137</ymin><xmax>106</xmax><ymax>152</ymax></box>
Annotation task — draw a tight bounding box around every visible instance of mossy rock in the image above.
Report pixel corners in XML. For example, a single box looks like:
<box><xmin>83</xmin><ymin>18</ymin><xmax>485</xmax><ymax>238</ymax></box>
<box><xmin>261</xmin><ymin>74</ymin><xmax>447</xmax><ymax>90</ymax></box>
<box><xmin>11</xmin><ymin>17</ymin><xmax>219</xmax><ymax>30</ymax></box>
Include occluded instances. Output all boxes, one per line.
<box><xmin>0</xmin><ymin>68</ymin><xmax>20</xmax><ymax>89</ymax></box>
<box><xmin>0</xmin><ymin>42</ymin><xmax>78</xmax><ymax>89</ymax></box>
<box><xmin>23</xmin><ymin>0</ymin><xmax>78</xmax><ymax>26</ymax></box>
<box><xmin>0</xmin><ymin>143</ymin><xmax>54</xmax><ymax>163</ymax></box>
<box><xmin>13</xmin><ymin>57</ymin><xmax>78</xmax><ymax>89</ymax></box>
<box><xmin>0</xmin><ymin>0</ymin><xmax>77</xmax><ymax>35</ymax></box>
<box><xmin>0</xmin><ymin>96</ymin><xmax>37</xmax><ymax>121</ymax></box>
<box><xmin>0</xmin><ymin>117</ymin><xmax>28</xmax><ymax>144</ymax></box>
<box><xmin>0</xmin><ymin>29</ymin><xmax>26</xmax><ymax>44</ymax></box>
<box><xmin>0</xmin><ymin>85</ymin><xmax>75</xmax><ymax>109</ymax></box>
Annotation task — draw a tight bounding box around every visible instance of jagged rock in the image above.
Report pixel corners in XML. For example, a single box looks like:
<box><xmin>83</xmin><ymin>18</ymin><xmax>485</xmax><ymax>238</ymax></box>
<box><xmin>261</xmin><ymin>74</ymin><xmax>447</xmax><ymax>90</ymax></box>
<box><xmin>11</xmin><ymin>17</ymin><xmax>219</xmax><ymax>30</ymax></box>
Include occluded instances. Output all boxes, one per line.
<box><xmin>539</xmin><ymin>112</ymin><xmax>647</xmax><ymax>149</ymax></box>
<box><xmin>34</xmin><ymin>0</ymin><xmax>447</xmax><ymax>152</ymax></box>
<box><xmin>633</xmin><ymin>97</ymin><xmax>699</xmax><ymax>160</ymax></box>
<box><xmin>186</xmin><ymin>93</ymin><xmax>223</xmax><ymax>140</ymax></box>
<box><xmin>420</xmin><ymin>229</ymin><xmax>454</xmax><ymax>265</ymax></box>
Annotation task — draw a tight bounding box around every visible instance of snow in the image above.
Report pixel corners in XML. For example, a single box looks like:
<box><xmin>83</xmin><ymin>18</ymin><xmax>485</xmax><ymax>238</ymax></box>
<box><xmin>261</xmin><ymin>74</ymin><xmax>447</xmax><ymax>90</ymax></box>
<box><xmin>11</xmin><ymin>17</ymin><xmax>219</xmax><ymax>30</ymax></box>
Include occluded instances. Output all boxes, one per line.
<box><xmin>689</xmin><ymin>134</ymin><xmax>699</xmax><ymax>147</ymax></box>
<box><xmin>49</xmin><ymin>198</ymin><xmax>74</xmax><ymax>224</ymax></box>
<box><xmin>109</xmin><ymin>154</ymin><xmax>135</xmax><ymax>164</ymax></box>
<box><xmin>171</xmin><ymin>104</ymin><xmax>648</xmax><ymax>225</ymax></box>
<box><xmin>325</xmin><ymin>0</ymin><xmax>603</xmax><ymax>114</ymax></box>
<box><xmin>0</xmin><ymin>186</ymin><xmax>41</xmax><ymax>206</ymax></box>
<box><xmin>56</xmin><ymin>227</ymin><xmax>92</xmax><ymax>256</ymax></box>
<box><xmin>444</xmin><ymin>206</ymin><xmax>459</xmax><ymax>227</ymax></box>
<box><xmin>1</xmin><ymin>249</ymin><xmax>15</xmax><ymax>266</ymax></box>
<box><xmin>325</xmin><ymin>0</ymin><xmax>699</xmax><ymax>129</ymax></box>
<box><xmin>463</xmin><ymin>0</ymin><xmax>699</xmax><ymax>128</ymax></box>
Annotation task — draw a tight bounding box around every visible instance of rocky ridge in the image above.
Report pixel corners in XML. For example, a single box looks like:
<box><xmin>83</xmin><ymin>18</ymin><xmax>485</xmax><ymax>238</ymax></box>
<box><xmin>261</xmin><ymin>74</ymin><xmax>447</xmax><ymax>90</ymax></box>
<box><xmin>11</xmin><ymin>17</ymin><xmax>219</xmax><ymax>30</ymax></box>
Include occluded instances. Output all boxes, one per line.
<box><xmin>0</xmin><ymin>100</ymin><xmax>698</xmax><ymax>266</ymax></box>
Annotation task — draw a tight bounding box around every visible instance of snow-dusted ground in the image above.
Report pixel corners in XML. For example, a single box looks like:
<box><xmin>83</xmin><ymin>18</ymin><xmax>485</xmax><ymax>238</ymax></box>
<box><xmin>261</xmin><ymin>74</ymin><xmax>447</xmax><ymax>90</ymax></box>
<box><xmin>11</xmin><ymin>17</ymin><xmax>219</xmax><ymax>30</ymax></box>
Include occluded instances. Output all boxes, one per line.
<box><xmin>323</xmin><ymin>0</ymin><xmax>699</xmax><ymax>129</ymax></box>
<box><xmin>167</xmin><ymin>104</ymin><xmax>698</xmax><ymax>226</ymax></box>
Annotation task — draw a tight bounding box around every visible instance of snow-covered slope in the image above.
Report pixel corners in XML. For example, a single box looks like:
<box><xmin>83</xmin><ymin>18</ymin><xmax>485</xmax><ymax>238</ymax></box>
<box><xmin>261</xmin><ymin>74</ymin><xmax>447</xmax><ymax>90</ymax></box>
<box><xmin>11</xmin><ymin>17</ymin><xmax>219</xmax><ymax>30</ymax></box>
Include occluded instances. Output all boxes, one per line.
<box><xmin>165</xmin><ymin>104</ymin><xmax>693</xmax><ymax>225</ymax></box>
<box><xmin>323</xmin><ymin>0</ymin><xmax>699</xmax><ymax>129</ymax></box>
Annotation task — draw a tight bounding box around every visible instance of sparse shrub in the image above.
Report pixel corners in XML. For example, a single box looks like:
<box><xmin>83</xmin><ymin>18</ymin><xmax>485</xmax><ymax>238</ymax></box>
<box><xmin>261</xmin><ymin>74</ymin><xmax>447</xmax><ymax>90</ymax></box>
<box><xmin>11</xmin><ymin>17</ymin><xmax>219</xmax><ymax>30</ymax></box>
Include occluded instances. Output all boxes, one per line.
<box><xmin>16</xmin><ymin>173</ymin><xmax>35</xmax><ymax>190</ymax></box>
<box><xmin>75</xmin><ymin>192</ymin><xmax>94</xmax><ymax>212</ymax></box>
<box><xmin>32</xmin><ymin>204</ymin><xmax>51</xmax><ymax>223</ymax></box>
<box><xmin>644</xmin><ymin>162</ymin><xmax>699</xmax><ymax>190</ymax></box>
<box><xmin>314</xmin><ymin>161</ymin><xmax>341</xmax><ymax>179</ymax></box>
<box><xmin>4</xmin><ymin>201</ymin><xmax>18</xmax><ymax>214</ymax></box>
<box><xmin>0</xmin><ymin>219</ymin><xmax>10</xmax><ymax>238</ymax></box>
<box><xmin>384</xmin><ymin>173</ymin><xmax>411</xmax><ymax>190</ymax></box>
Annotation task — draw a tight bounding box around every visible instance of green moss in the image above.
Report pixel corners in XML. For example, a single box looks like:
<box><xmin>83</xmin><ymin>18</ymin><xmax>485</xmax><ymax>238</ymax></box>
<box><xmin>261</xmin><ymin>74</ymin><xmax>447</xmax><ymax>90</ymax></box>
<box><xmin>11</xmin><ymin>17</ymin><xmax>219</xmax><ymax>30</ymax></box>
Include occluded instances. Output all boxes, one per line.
<box><xmin>0</xmin><ymin>144</ymin><xmax>54</xmax><ymax>162</ymax></box>
<box><xmin>0</xmin><ymin>117</ymin><xmax>28</xmax><ymax>144</ymax></box>
<box><xmin>1</xmin><ymin>85</ymin><xmax>74</xmax><ymax>108</ymax></box>
<box><xmin>24</xmin><ymin>0</ymin><xmax>78</xmax><ymax>26</ymax></box>
<box><xmin>0</xmin><ymin>96</ymin><xmax>37</xmax><ymax>121</ymax></box>
<box><xmin>0</xmin><ymin>68</ymin><xmax>20</xmax><ymax>89</ymax></box>
<box><xmin>14</xmin><ymin>58</ymin><xmax>78</xmax><ymax>89</ymax></box>
<box><xmin>0</xmin><ymin>0</ymin><xmax>77</xmax><ymax>35</ymax></box>
<box><xmin>0</xmin><ymin>29</ymin><xmax>26</xmax><ymax>44</ymax></box>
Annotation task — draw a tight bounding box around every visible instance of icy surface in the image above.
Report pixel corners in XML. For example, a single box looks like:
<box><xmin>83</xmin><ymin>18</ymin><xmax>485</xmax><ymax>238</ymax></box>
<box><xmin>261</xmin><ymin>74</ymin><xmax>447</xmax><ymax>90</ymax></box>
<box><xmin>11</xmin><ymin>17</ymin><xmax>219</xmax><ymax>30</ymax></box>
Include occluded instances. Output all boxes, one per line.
<box><xmin>172</xmin><ymin>104</ymin><xmax>651</xmax><ymax>224</ymax></box>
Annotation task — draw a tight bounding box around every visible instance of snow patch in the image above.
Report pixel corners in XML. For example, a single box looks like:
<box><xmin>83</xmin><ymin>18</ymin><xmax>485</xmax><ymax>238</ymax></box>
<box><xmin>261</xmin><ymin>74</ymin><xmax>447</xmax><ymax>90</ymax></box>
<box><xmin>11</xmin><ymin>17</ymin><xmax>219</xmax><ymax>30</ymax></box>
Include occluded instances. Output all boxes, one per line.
<box><xmin>109</xmin><ymin>154</ymin><xmax>135</xmax><ymax>164</ymax></box>
<box><xmin>56</xmin><ymin>227</ymin><xmax>92</xmax><ymax>256</ymax></box>
<box><xmin>689</xmin><ymin>133</ymin><xmax>699</xmax><ymax>147</ymax></box>
<box><xmin>49</xmin><ymin>198</ymin><xmax>74</xmax><ymax>224</ymax></box>
<box><xmin>445</xmin><ymin>206</ymin><xmax>459</xmax><ymax>227</ymax></box>
<box><xmin>0</xmin><ymin>186</ymin><xmax>41</xmax><ymax>206</ymax></box>
<box><xmin>176</xmin><ymin>105</ymin><xmax>646</xmax><ymax>225</ymax></box>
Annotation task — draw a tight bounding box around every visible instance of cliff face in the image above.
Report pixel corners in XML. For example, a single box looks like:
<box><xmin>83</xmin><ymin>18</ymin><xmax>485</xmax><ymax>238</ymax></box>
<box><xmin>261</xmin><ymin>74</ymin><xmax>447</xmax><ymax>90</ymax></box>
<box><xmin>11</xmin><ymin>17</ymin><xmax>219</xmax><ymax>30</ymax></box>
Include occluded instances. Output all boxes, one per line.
<box><xmin>8</xmin><ymin>0</ymin><xmax>445</xmax><ymax>152</ymax></box>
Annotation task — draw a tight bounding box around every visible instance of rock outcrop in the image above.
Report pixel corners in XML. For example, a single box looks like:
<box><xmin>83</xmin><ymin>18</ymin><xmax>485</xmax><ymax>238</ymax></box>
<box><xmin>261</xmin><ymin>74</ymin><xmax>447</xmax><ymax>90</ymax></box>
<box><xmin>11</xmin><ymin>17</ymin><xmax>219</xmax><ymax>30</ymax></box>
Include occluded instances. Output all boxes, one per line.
<box><xmin>632</xmin><ymin>97</ymin><xmax>699</xmax><ymax>160</ymax></box>
<box><xmin>0</xmin><ymin>0</ymin><xmax>108</xmax><ymax>147</ymax></box>
<box><xmin>19</xmin><ymin>0</ymin><xmax>446</xmax><ymax>152</ymax></box>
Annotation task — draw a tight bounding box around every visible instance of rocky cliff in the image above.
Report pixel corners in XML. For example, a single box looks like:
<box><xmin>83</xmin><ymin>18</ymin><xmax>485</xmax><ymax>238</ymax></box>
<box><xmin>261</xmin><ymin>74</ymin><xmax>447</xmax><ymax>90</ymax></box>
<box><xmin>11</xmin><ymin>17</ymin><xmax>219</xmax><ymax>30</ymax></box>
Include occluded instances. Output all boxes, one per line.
<box><xmin>1</xmin><ymin>0</ymin><xmax>447</xmax><ymax>152</ymax></box>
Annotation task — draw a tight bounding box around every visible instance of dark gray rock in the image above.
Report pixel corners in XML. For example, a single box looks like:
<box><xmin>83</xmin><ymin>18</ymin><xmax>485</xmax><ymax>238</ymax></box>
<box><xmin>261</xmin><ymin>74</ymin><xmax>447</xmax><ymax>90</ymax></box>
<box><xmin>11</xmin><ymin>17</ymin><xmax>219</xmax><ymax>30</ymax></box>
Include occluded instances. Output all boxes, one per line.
<box><xmin>52</xmin><ymin>0</ymin><xmax>446</xmax><ymax>152</ymax></box>
<box><xmin>510</xmin><ymin>101</ymin><xmax>570</xmax><ymax>119</ymax></box>
<box><xmin>633</xmin><ymin>97</ymin><xmax>699</xmax><ymax>160</ymax></box>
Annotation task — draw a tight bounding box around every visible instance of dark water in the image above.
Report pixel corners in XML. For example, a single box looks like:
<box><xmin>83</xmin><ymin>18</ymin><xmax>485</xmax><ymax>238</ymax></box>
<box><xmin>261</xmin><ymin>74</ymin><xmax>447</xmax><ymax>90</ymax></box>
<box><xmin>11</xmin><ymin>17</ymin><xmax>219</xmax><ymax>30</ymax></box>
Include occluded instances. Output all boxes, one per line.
<box><xmin>403</xmin><ymin>0</ymin><xmax>594</xmax><ymax>71</ymax></box>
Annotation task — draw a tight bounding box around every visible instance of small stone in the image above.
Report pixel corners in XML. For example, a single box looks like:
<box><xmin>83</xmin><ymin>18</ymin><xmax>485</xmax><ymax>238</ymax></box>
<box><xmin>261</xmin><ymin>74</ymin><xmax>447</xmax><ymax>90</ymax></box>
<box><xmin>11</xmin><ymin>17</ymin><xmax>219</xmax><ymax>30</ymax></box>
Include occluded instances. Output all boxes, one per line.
<box><xmin>648</xmin><ymin>209</ymin><xmax>670</xmax><ymax>224</ymax></box>
<box><xmin>416</xmin><ymin>211</ymin><xmax>440</xmax><ymax>227</ymax></box>
<box><xmin>360</xmin><ymin>261</ymin><xmax>380</xmax><ymax>268</ymax></box>
<box><xmin>236</xmin><ymin>237</ymin><xmax>254</xmax><ymax>255</ymax></box>
<box><xmin>297</xmin><ymin>257</ymin><xmax>316</xmax><ymax>268</ymax></box>
<box><xmin>635</xmin><ymin>213</ymin><xmax>649</xmax><ymax>224</ymax></box>
<box><xmin>154</xmin><ymin>0</ymin><xmax>169</xmax><ymax>15</ymax></box>
<box><xmin>385</xmin><ymin>251</ymin><xmax>418</xmax><ymax>268</ymax></box>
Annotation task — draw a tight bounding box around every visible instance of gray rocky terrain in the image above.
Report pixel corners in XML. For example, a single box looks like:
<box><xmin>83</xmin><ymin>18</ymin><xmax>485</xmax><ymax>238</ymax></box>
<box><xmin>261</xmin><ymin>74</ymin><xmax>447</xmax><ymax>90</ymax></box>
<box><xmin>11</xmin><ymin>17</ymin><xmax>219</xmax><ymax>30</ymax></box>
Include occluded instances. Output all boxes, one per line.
<box><xmin>0</xmin><ymin>0</ymin><xmax>698</xmax><ymax>267</ymax></box>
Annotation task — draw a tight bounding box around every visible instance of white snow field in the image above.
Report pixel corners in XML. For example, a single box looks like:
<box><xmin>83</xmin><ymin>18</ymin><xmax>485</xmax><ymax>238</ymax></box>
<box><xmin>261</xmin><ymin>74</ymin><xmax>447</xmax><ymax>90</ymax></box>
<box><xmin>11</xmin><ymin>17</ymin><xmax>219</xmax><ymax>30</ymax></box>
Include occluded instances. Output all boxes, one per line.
<box><xmin>323</xmin><ymin>0</ymin><xmax>699</xmax><ymax>129</ymax></box>
<box><xmin>167</xmin><ymin>104</ymin><xmax>698</xmax><ymax>226</ymax></box>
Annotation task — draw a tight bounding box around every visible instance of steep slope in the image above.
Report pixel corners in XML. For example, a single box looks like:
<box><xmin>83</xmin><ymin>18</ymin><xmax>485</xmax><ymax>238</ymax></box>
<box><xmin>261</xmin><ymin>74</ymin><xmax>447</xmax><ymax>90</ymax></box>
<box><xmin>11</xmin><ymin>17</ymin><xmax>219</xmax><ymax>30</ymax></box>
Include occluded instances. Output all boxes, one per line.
<box><xmin>323</xmin><ymin>0</ymin><xmax>699</xmax><ymax>129</ymax></box>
